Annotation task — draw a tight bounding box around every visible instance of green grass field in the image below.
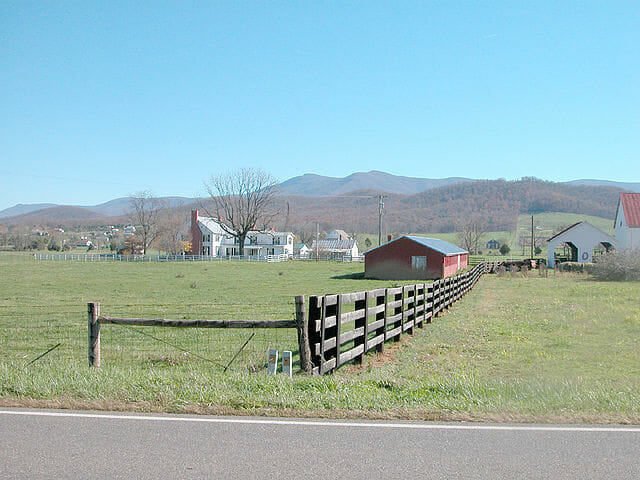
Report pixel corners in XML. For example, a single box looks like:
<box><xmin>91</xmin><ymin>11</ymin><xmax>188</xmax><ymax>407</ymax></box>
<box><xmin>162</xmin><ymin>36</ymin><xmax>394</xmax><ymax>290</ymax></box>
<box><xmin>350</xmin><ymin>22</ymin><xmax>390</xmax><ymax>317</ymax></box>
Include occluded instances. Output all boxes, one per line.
<box><xmin>1</xmin><ymin>252</ymin><xmax>639</xmax><ymax>423</ymax></box>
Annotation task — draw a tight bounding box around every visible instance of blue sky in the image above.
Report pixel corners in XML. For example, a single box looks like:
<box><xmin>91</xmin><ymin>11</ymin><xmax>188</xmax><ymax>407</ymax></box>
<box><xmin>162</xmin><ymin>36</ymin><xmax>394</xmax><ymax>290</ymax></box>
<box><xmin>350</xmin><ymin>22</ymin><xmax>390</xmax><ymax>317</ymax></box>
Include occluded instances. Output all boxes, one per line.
<box><xmin>1</xmin><ymin>1</ymin><xmax>638</xmax><ymax>210</ymax></box>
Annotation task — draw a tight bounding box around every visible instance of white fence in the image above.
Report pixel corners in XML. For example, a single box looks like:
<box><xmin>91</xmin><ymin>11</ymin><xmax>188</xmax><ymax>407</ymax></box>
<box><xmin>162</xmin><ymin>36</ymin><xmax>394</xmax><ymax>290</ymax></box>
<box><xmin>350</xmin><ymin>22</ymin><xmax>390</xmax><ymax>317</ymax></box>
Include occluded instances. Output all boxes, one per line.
<box><xmin>33</xmin><ymin>253</ymin><xmax>366</xmax><ymax>263</ymax></box>
<box><xmin>33</xmin><ymin>253</ymin><xmax>291</xmax><ymax>263</ymax></box>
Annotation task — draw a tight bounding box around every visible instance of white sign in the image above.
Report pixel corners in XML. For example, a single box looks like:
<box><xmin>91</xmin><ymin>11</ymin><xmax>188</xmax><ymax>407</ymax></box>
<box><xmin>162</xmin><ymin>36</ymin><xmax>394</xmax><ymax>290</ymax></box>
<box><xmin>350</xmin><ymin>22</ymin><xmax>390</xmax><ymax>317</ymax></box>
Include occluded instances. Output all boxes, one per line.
<box><xmin>267</xmin><ymin>349</ymin><xmax>278</xmax><ymax>375</ymax></box>
<box><xmin>281</xmin><ymin>351</ymin><xmax>292</xmax><ymax>377</ymax></box>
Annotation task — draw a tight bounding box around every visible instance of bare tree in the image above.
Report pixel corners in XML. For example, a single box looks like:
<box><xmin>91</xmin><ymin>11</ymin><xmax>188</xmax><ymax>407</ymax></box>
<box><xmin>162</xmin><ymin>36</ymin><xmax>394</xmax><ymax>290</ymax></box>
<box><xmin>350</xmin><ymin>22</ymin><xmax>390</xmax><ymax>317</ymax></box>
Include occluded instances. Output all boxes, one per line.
<box><xmin>128</xmin><ymin>191</ymin><xmax>162</xmax><ymax>255</ymax></box>
<box><xmin>296</xmin><ymin>221</ymin><xmax>321</xmax><ymax>247</ymax></box>
<box><xmin>456</xmin><ymin>217</ymin><xmax>486</xmax><ymax>255</ymax></box>
<box><xmin>156</xmin><ymin>209</ymin><xmax>188</xmax><ymax>254</ymax></box>
<box><xmin>203</xmin><ymin>168</ymin><xmax>279</xmax><ymax>257</ymax></box>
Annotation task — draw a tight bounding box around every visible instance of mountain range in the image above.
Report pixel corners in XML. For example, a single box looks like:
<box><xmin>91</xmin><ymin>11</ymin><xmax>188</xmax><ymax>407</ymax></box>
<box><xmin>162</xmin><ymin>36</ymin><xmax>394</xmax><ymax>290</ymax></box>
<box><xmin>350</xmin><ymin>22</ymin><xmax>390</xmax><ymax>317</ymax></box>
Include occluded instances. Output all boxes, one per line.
<box><xmin>277</xmin><ymin>171</ymin><xmax>473</xmax><ymax>196</ymax></box>
<box><xmin>0</xmin><ymin>172</ymin><xmax>636</xmax><ymax>233</ymax></box>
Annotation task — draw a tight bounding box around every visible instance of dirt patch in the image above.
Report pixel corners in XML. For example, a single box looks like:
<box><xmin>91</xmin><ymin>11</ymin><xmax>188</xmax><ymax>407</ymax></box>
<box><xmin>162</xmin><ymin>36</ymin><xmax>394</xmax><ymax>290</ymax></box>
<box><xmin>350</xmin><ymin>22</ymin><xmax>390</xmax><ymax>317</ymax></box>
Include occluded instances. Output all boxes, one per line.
<box><xmin>341</xmin><ymin>334</ymin><xmax>419</xmax><ymax>374</ymax></box>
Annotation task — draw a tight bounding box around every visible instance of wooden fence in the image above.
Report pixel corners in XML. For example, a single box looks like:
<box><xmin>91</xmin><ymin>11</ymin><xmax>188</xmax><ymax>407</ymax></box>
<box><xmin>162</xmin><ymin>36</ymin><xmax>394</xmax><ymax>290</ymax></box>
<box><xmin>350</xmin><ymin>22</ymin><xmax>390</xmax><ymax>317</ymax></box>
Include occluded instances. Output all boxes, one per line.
<box><xmin>87</xmin><ymin>303</ymin><xmax>297</xmax><ymax>368</ymax></box>
<box><xmin>299</xmin><ymin>262</ymin><xmax>500</xmax><ymax>375</ymax></box>
<box><xmin>88</xmin><ymin>262</ymin><xmax>500</xmax><ymax>373</ymax></box>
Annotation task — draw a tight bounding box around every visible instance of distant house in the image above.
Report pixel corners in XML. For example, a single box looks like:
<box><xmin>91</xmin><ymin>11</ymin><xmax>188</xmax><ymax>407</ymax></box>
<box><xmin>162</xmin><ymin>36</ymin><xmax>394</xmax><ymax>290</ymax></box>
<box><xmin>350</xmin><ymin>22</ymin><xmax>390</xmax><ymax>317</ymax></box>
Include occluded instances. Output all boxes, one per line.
<box><xmin>311</xmin><ymin>230</ymin><xmax>359</xmax><ymax>259</ymax></box>
<box><xmin>190</xmin><ymin>210</ymin><xmax>293</xmax><ymax>258</ymax></box>
<box><xmin>192</xmin><ymin>212</ymin><xmax>232</xmax><ymax>257</ymax></box>
<box><xmin>294</xmin><ymin>243</ymin><xmax>311</xmax><ymax>258</ymax></box>
<box><xmin>326</xmin><ymin>229</ymin><xmax>350</xmax><ymax>241</ymax></box>
<box><xmin>614</xmin><ymin>193</ymin><xmax>640</xmax><ymax>249</ymax></box>
<box><xmin>364</xmin><ymin>236</ymin><xmax>468</xmax><ymax>279</ymax></box>
<box><xmin>546</xmin><ymin>222</ymin><xmax>616</xmax><ymax>267</ymax></box>
<box><xmin>486</xmin><ymin>239</ymin><xmax>500</xmax><ymax>250</ymax></box>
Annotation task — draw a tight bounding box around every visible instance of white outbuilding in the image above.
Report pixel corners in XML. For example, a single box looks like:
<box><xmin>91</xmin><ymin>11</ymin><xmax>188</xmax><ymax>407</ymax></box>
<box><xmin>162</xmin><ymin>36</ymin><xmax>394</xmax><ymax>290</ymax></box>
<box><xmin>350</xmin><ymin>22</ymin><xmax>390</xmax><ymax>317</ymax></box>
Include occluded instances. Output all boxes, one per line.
<box><xmin>547</xmin><ymin>221</ymin><xmax>617</xmax><ymax>268</ymax></box>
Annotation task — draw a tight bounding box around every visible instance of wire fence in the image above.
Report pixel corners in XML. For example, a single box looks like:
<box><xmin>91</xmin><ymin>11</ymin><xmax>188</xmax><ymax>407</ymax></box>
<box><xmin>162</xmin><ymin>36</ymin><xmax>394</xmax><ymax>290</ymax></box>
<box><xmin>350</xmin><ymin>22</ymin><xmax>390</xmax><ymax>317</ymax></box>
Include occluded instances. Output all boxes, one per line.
<box><xmin>0</xmin><ymin>303</ymin><xmax>299</xmax><ymax>373</ymax></box>
<box><xmin>99</xmin><ymin>323</ymin><xmax>298</xmax><ymax>372</ymax></box>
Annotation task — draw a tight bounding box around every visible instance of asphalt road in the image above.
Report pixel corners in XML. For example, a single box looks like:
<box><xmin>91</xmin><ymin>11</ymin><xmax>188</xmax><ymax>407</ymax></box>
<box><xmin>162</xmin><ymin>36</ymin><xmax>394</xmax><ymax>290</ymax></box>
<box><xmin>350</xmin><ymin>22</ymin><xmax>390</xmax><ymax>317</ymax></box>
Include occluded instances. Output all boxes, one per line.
<box><xmin>1</xmin><ymin>409</ymin><xmax>639</xmax><ymax>479</ymax></box>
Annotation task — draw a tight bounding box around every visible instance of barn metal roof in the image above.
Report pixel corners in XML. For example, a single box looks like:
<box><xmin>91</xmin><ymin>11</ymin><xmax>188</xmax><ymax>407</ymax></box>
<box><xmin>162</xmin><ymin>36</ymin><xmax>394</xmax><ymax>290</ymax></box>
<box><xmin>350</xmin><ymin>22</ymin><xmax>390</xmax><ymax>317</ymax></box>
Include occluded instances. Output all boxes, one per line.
<box><xmin>311</xmin><ymin>239</ymin><xmax>356</xmax><ymax>252</ymax></box>
<box><xmin>405</xmin><ymin>236</ymin><xmax>468</xmax><ymax>255</ymax></box>
<box><xmin>615</xmin><ymin>193</ymin><xmax>640</xmax><ymax>228</ymax></box>
<box><xmin>364</xmin><ymin>235</ymin><xmax>467</xmax><ymax>256</ymax></box>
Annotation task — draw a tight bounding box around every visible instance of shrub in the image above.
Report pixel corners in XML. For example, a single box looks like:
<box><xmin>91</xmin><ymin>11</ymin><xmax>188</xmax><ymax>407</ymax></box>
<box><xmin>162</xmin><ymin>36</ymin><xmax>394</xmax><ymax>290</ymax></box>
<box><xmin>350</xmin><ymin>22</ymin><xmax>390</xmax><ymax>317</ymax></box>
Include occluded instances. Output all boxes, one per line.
<box><xmin>557</xmin><ymin>262</ymin><xmax>586</xmax><ymax>273</ymax></box>
<box><xmin>590</xmin><ymin>249</ymin><xmax>640</xmax><ymax>281</ymax></box>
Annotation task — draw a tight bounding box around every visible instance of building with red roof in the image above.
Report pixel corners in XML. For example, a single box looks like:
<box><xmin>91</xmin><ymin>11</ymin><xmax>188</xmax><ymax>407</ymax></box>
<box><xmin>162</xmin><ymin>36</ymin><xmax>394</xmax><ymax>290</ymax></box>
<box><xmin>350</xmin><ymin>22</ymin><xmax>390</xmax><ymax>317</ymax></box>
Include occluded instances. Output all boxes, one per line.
<box><xmin>614</xmin><ymin>193</ymin><xmax>640</xmax><ymax>249</ymax></box>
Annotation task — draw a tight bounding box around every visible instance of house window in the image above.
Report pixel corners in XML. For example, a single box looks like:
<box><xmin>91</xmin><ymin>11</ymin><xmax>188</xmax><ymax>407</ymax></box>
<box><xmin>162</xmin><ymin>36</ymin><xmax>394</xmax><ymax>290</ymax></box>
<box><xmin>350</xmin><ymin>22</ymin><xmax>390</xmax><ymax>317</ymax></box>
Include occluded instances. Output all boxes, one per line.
<box><xmin>412</xmin><ymin>256</ymin><xmax>427</xmax><ymax>270</ymax></box>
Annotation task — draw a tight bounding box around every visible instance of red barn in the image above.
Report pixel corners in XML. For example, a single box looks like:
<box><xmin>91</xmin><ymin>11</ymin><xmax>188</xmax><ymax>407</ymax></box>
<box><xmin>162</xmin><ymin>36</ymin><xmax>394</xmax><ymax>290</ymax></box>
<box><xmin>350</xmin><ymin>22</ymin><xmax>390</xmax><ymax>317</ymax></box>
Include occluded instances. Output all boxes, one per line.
<box><xmin>364</xmin><ymin>236</ymin><xmax>469</xmax><ymax>279</ymax></box>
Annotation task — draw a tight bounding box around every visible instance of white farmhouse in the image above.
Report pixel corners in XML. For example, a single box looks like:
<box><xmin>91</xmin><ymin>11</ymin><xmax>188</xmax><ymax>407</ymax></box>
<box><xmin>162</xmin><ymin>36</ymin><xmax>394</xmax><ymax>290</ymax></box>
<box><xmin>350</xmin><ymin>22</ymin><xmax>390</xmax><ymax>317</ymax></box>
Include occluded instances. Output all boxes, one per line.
<box><xmin>190</xmin><ymin>210</ymin><xmax>293</xmax><ymax>258</ymax></box>
<box><xmin>614</xmin><ymin>193</ymin><xmax>640</xmax><ymax>249</ymax></box>
<box><xmin>195</xmin><ymin>214</ymin><xmax>234</xmax><ymax>257</ymax></box>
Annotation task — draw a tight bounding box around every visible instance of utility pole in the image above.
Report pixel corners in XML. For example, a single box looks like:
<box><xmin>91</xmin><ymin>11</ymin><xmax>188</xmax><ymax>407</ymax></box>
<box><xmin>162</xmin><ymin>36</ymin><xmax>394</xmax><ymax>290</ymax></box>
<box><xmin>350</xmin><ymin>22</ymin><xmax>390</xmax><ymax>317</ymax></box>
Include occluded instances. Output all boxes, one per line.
<box><xmin>315</xmin><ymin>221</ymin><xmax>319</xmax><ymax>262</ymax></box>
<box><xmin>531</xmin><ymin>214</ymin><xmax>534</xmax><ymax>260</ymax></box>
<box><xmin>378</xmin><ymin>195</ymin><xmax>385</xmax><ymax>246</ymax></box>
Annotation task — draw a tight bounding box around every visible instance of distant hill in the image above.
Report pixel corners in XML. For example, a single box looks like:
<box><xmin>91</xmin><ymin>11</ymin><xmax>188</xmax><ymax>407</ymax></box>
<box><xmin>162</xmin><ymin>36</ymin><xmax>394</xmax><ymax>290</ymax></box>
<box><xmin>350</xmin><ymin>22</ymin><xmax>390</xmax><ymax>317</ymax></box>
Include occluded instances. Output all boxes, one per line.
<box><xmin>87</xmin><ymin>196</ymin><xmax>195</xmax><ymax>216</ymax></box>
<box><xmin>278</xmin><ymin>171</ymin><xmax>474</xmax><ymax>196</ymax></box>
<box><xmin>0</xmin><ymin>196</ymin><xmax>197</xmax><ymax>224</ymax></box>
<box><xmin>279</xmin><ymin>171</ymin><xmax>640</xmax><ymax>196</ymax></box>
<box><xmin>0</xmin><ymin>203</ymin><xmax>58</xmax><ymax>219</ymax></box>
<box><xmin>565</xmin><ymin>179</ymin><xmax>640</xmax><ymax>192</ymax></box>
<box><xmin>1</xmin><ymin>205</ymin><xmax>108</xmax><ymax>226</ymax></box>
<box><xmin>275</xmin><ymin>179</ymin><xmax>625</xmax><ymax>234</ymax></box>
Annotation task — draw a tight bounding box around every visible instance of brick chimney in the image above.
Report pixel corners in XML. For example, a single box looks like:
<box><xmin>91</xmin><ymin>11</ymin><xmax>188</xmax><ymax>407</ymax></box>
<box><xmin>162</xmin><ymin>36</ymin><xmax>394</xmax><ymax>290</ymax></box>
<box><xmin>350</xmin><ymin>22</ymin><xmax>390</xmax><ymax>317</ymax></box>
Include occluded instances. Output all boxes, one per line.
<box><xmin>191</xmin><ymin>210</ymin><xmax>202</xmax><ymax>255</ymax></box>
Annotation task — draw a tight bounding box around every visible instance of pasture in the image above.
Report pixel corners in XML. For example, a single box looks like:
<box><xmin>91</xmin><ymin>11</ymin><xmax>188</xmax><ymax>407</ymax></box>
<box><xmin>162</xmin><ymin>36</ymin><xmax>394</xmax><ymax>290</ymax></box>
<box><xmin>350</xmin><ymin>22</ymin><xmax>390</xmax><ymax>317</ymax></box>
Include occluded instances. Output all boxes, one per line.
<box><xmin>1</xmin><ymin>252</ymin><xmax>639</xmax><ymax>423</ymax></box>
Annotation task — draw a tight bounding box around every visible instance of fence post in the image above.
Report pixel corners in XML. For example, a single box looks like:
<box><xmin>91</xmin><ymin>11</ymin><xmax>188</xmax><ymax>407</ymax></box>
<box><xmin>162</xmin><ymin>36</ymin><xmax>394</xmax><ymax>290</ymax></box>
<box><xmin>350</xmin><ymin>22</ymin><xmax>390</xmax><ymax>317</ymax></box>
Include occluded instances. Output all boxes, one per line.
<box><xmin>334</xmin><ymin>294</ymin><xmax>342</xmax><ymax>370</ymax></box>
<box><xmin>393</xmin><ymin>289</ymin><xmax>402</xmax><ymax>342</ymax></box>
<box><xmin>88</xmin><ymin>302</ymin><xmax>100</xmax><ymax>367</ymax></box>
<box><xmin>321</xmin><ymin>295</ymin><xmax>338</xmax><ymax>374</ymax></box>
<box><xmin>354</xmin><ymin>293</ymin><xmax>367</xmax><ymax>364</ymax></box>
<box><xmin>295</xmin><ymin>295</ymin><xmax>312</xmax><ymax>373</ymax></box>
<box><xmin>426</xmin><ymin>282</ymin><xmax>433</xmax><ymax>323</ymax></box>
<box><xmin>376</xmin><ymin>289</ymin><xmax>386</xmax><ymax>353</ymax></box>
<box><xmin>404</xmin><ymin>285</ymin><xmax>413</xmax><ymax>335</ymax></box>
<box><xmin>308</xmin><ymin>296</ymin><xmax>322</xmax><ymax>372</ymax></box>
